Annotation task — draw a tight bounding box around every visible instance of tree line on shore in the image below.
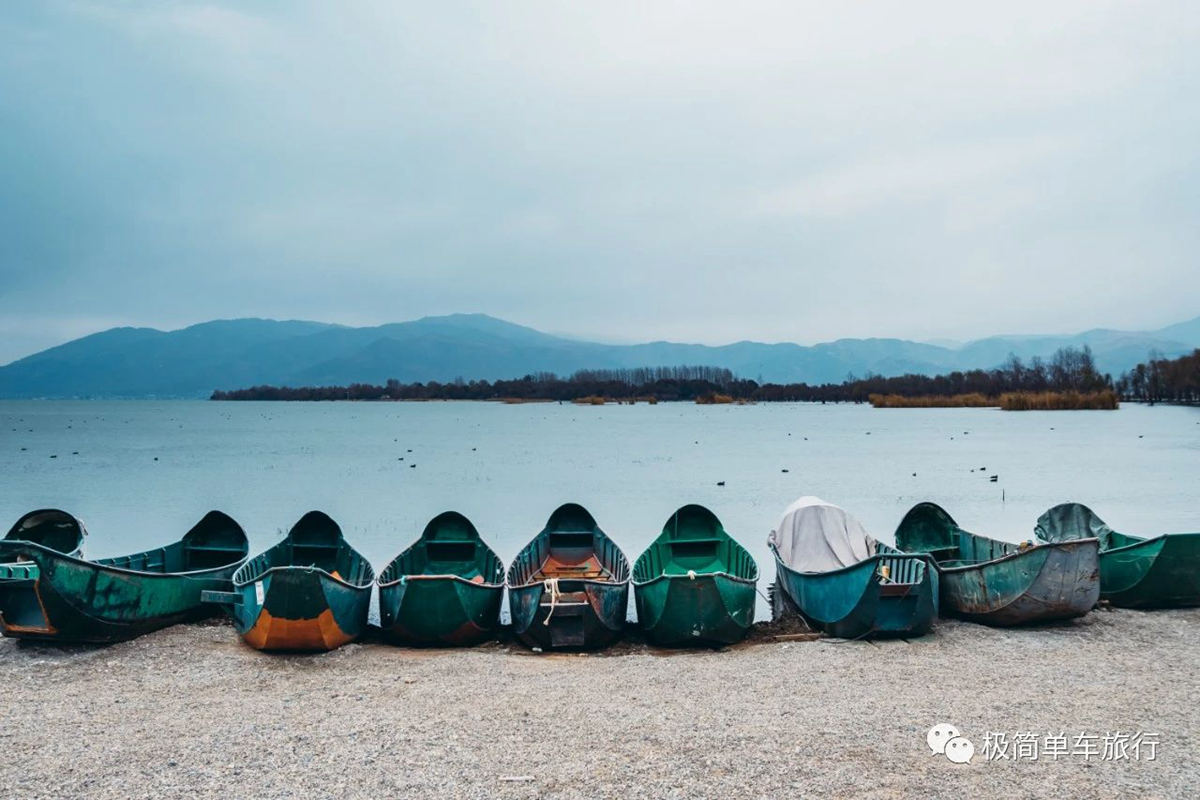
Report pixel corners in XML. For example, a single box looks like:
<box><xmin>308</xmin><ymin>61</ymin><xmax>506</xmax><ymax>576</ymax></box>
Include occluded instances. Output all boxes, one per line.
<box><xmin>210</xmin><ymin>346</ymin><xmax>1151</xmax><ymax>405</ymax></box>
<box><xmin>1115</xmin><ymin>349</ymin><xmax>1200</xmax><ymax>404</ymax></box>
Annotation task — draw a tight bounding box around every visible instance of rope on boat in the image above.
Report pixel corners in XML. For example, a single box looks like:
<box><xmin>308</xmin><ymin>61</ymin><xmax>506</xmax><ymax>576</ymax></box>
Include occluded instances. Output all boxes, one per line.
<box><xmin>541</xmin><ymin>577</ymin><xmax>561</xmax><ymax>625</ymax></box>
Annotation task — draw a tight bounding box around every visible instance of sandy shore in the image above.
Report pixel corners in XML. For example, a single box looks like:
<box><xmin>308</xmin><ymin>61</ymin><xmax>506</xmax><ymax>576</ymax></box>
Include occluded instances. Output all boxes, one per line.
<box><xmin>0</xmin><ymin>609</ymin><xmax>1195</xmax><ymax>798</ymax></box>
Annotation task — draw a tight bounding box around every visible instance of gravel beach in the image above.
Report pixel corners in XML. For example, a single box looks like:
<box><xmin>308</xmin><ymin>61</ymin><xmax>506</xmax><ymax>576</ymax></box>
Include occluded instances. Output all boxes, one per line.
<box><xmin>0</xmin><ymin>608</ymin><xmax>1195</xmax><ymax>798</ymax></box>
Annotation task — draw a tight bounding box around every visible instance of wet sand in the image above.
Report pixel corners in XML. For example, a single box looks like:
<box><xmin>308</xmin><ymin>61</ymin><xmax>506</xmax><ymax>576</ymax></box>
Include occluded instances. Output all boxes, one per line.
<box><xmin>0</xmin><ymin>609</ymin><xmax>1195</xmax><ymax>798</ymax></box>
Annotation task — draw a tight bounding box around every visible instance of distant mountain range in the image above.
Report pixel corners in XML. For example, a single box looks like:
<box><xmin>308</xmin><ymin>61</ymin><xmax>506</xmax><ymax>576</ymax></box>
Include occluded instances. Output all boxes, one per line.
<box><xmin>1</xmin><ymin>313</ymin><xmax>1197</xmax><ymax>398</ymax></box>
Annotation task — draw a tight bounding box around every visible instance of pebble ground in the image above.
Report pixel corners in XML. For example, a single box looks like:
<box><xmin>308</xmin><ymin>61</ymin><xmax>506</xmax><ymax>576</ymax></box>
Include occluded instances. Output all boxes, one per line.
<box><xmin>0</xmin><ymin>608</ymin><xmax>1195</xmax><ymax>798</ymax></box>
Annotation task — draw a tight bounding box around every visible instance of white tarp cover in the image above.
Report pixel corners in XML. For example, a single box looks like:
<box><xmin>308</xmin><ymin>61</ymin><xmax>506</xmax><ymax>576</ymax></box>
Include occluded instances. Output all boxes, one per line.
<box><xmin>769</xmin><ymin>496</ymin><xmax>877</xmax><ymax>574</ymax></box>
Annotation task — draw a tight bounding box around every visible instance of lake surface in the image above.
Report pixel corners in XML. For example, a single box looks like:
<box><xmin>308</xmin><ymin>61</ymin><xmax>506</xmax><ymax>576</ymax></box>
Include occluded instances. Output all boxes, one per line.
<box><xmin>3</xmin><ymin>401</ymin><xmax>1198</xmax><ymax>617</ymax></box>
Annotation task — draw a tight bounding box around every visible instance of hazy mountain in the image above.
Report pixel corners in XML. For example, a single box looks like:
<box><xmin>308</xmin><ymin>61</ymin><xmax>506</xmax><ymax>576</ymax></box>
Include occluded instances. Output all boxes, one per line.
<box><xmin>1</xmin><ymin>313</ymin><xmax>1196</xmax><ymax>398</ymax></box>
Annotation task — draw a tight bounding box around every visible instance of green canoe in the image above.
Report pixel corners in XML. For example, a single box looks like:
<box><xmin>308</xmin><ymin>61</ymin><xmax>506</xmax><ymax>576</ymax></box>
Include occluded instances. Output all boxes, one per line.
<box><xmin>1</xmin><ymin>510</ymin><xmax>88</xmax><ymax>633</ymax></box>
<box><xmin>378</xmin><ymin>511</ymin><xmax>505</xmax><ymax>646</ymax></box>
<box><xmin>1</xmin><ymin>509</ymin><xmax>87</xmax><ymax>580</ymax></box>
<box><xmin>633</xmin><ymin>505</ymin><xmax>757</xmax><ymax>646</ymax></box>
<box><xmin>895</xmin><ymin>502</ymin><xmax>1099</xmax><ymax>626</ymax></box>
<box><xmin>770</xmin><ymin>496</ymin><xmax>937</xmax><ymax>640</ymax></box>
<box><xmin>1035</xmin><ymin>503</ymin><xmax>1200</xmax><ymax>608</ymax></box>
<box><xmin>204</xmin><ymin>511</ymin><xmax>374</xmax><ymax>651</ymax></box>
<box><xmin>0</xmin><ymin>511</ymin><xmax>248</xmax><ymax>643</ymax></box>
<box><xmin>507</xmin><ymin>503</ymin><xmax>630</xmax><ymax>650</ymax></box>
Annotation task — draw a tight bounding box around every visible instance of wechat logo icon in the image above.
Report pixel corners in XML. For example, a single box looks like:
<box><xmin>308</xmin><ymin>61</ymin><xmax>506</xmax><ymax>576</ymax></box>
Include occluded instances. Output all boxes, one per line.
<box><xmin>927</xmin><ymin>724</ymin><xmax>975</xmax><ymax>764</ymax></box>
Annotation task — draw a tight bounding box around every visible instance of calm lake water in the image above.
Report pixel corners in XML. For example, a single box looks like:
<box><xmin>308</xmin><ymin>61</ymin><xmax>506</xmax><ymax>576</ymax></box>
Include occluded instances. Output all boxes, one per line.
<box><xmin>3</xmin><ymin>400</ymin><xmax>1198</xmax><ymax>617</ymax></box>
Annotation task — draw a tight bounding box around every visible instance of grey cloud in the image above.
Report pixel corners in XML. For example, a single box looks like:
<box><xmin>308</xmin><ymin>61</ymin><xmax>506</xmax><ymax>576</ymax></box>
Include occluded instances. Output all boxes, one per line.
<box><xmin>1</xmin><ymin>1</ymin><xmax>1198</xmax><ymax>363</ymax></box>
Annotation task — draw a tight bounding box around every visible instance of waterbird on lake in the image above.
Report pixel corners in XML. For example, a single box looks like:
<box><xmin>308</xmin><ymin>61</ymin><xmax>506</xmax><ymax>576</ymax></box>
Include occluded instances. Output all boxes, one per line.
<box><xmin>717</xmin><ymin>481</ymin><xmax>725</xmax><ymax>486</ymax></box>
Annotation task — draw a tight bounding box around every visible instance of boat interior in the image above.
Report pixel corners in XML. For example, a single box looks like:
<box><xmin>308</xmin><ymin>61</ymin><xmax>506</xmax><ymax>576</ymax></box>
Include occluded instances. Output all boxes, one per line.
<box><xmin>895</xmin><ymin>502</ymin><xmax>1028</xmax><ymax>569</ymax></box>
<box><xmin>238</xmin><ymin>511</ymin><xmax>375</xmax><ymax>587</ymax></box>
<box><xmin>633</xmin><ymin>504</ymin><xmax>757</xmax><ymax>582</ymax></box>
<box><xmin>379</xmin><ymin>511</ymin><xmax>504</xmax><ymax>585</ymax></box>
<box><xmin>508</xmin><ymin>504</ymin><xmax>629</xmax><ymax>595</ymax></box>
<box><xmin>4</xmin><ymin>509</ymin><xmax>85</xmax><ymax>554</ymax></box>
<box><xmin>873</xmin><ymin>543</ymin><xmax>929</xmax><ymax>590</ymax></box>
<box><xmin>97</xmin><ymin>511</ymin><xmax>249</xmax><ymax>574</ymax></box>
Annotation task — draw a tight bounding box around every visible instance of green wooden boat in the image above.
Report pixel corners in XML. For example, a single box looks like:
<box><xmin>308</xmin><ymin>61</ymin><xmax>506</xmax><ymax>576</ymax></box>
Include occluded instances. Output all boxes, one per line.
<box><xmin>507</xmin><ymin>503</ymin><xmax>630</xmax><ymax>650</ymax></box>
<box><xmin>378</xmin><ymin>511</ymin><xmax>505</xmax><ymax>646</ymax></box>
<box><xmin>1</xmin><ymin>510</ymin><xmax>88</xmax><ymax>634</ymax></box>
<box><xmin>0</xmin><ymin>511</ymin><xmax>248</xmax><ymax>643</ymax></box>
<box><xmin>895</xmin><ymin>502</ymin><xmax>1099</xmax><ymax>626</ymax></box>
<box><xmin>770</xmin><ymin>496</ymin><xmax>937</xmax><ymax>639</ymax></box>
<box><xmin>1035</xmin><ymin>503</ymin><xmax>1200</xmax><ymax>608</ymax></box>
<box><xmin>203</xmin><ymin>511</ymin><xmax>374</xmax><ymax>651</ymax></box>
<box><xmin>0</xmin><ymin>509</ymin><xmax>87</xmax><ymax>579</ymax></box>
<box><xmin>633</xmin><ymin>505</ymin><xmax>757</xmax><ymax>646</ymax></box>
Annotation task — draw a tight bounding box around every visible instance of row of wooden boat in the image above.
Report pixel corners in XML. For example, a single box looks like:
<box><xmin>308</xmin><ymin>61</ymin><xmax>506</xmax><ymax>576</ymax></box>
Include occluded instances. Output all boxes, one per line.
<box><xmin>0</xmin><ymin>498</ymin><xmax>1196</xmax><ymax>652</ymax></box>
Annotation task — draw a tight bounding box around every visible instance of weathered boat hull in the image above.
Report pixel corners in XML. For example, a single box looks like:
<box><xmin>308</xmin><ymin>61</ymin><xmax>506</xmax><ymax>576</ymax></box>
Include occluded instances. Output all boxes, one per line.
<box><xmin>509</xmin><ymin>580</ymin><xmax>627</xmax><ymax>650</ymax></box>
<box><xmin>1035</xmin><ymin>503</ymin><xmax>1200</xmax><ymax>609</ymax></box>
<box><xmin>0</xmin><ymin>546</ymin><xmax>240</xmax><ymax>642</ymax></box>
<box><xmin>1098</xmin><ymin>533</ymin><xmax>1200</xmax><ymax>608</ymax></box>
<box><xmin>634</xmin><ymin>573</ymin><xmax>755</xmax><ymax>646</ymax></box>
<box><xmin>939</xmin><ymin>540</ymin><xmax>1100</xmax><ymax>626</ymax></box>
<box><xmin>379</xmin><ymin>577</ymin><xmax>503</xmax><ymax>646</ymax></box>
<box><xmin>632</xmin><ymin>504</ymin><xmax>758</xmax><ymax>647</ymax></box>
<box><xmin>377</xmin><ymin>511</ymin><xmax>505</xmax><ymax>646</ymax></box>
<box><xmin>222</xmin><ymin>567</ymin><xmax>371</xmax><ymax>651</ymax></box>
<box><xmin>773</xmin><ymin>553</ymin><xmax>937</xmax><ymax>640</ymax></box>
<box><xmin>507</xmin><ymin>504</ymin><xmax>630</xmax><ymax>650</ymax></box>
<box><xmin>206</xmin><ymin>511</ymin><xmax>374</xmax><ymax>652</ymax></box>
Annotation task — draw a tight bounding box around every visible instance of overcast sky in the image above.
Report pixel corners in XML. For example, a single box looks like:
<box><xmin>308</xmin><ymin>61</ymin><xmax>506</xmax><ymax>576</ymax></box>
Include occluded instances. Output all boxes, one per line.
<box><xmin>1</xmin><ymin>1</ymin><xmax>1198</xmax><ymax>363</ymax></box>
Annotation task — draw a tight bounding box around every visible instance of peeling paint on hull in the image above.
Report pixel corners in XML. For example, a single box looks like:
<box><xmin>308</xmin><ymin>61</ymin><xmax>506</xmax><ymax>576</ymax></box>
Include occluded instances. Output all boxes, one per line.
<box><xmin>228</xmin><ymin>567</ymin><xmax>371</xmax><ymax>652</ymax></box>
<box><xmin>0</xmin><ymin>512</ymin><xmax>248</xmax><ymax>643</ymax></box>
<box><xmin>940</xmin><ymin>540</ymin><xmax>1100</xmax><ymax>626</ymax></box>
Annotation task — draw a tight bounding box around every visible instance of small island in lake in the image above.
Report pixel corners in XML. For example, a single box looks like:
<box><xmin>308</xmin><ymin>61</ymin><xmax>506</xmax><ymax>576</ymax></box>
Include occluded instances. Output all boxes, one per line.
<box><xmin>209</xmin><ymin>346</ymin><xmax>1199</xmax><ymax>410</ymax></box>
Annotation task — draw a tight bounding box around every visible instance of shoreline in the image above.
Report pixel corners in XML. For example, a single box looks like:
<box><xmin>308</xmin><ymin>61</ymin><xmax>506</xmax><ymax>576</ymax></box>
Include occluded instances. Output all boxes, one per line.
<box><xmin>2</xmin><ymin>609</ymin><xmax>1195</xmax><ymax>797</ymax></box>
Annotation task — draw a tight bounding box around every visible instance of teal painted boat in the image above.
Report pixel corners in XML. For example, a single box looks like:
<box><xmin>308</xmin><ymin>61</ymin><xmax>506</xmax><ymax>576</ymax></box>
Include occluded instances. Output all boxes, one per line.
<box><xmin>769</xmin><ymin>496</ymin><xmax>937</xmax><ymax>639</ymax></box>
<box><xmin>0</xmin><ymin>511</ymin><xmax>248</xmax><ymax>643</ymax></box>
<box><xmin>895</xmin><ymin>502</ymin><xmax>1099</xmax><ymax>626</ymax></box>
<box><xmin>1035</xmin><ymin>503</ymin><xmax>1200</xmax><ymax>608</ymax></box>
<box><xmin>507</xmin><ymin>504</ymin><xmax>630</xmax><ymax>650</ymax></box>
<box><xmin>204</xmin><ymin>511</ymin><xmax>374</xmax><ymax>651</ymax></box>
<box><xmin>1</xmin><ymin>509</ymin><xmax>87</xmax><ymax>576</ymax></box>
<box><xmin>633</xmin><ymin>505</ymin><xmax>757</xmax><ymax>646</ymax></box>
<box><xmin>378</xmin><ymin>511</ymin><xmax>505</xmax><ymax>646</ymax></box>
<box><xmin>0</xmin><ymin>510</ymin><xmax>89</xmax><ymax>628</ymax></box>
